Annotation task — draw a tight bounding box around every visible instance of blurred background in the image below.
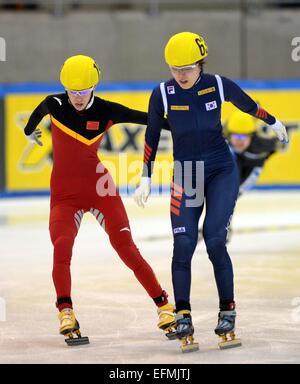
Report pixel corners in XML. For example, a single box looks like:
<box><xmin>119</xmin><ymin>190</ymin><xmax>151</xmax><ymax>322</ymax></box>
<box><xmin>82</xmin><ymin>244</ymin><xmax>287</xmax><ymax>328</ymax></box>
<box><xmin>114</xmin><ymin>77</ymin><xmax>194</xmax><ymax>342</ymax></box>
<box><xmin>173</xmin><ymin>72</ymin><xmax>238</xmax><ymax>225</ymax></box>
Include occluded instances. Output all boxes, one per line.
<box><xmin>0</xmin><ymin>0</ymin><xmax>300</xmax><ymax>81</ymax></box>
<box><xmin>0</xmin><ymin>0</ymin><xmax>299</xmax><ymax>364</ymax></box>
<box><xmin>0</xmin><ymin>0</ymin><xmax>300</xmax><ymax>195</ymax></box>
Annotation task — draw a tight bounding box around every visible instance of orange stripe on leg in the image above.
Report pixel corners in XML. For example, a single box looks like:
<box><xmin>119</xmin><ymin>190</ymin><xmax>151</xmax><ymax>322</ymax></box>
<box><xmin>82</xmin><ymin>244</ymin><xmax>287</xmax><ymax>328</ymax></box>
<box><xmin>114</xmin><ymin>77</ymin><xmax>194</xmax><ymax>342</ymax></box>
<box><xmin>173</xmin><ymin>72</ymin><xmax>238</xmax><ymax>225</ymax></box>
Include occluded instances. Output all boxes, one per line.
<box><xmin>171</xmin><ymin>189</ymin><xmax>183</xmax><ymax>200</ymax></box>
<box><xmin>171</xmin><ymin>182</ymin><xmax>184</xmax><ymax>194</ymax></box>
<box><xmin>171</xmin><ymin>198</ymin><xmax>181</xmax><ymax>208</ymax></box>
<box><xmin>171</xmin><ymin>206</ymin><xmax>180</xmax><ymax>216</ymax></box>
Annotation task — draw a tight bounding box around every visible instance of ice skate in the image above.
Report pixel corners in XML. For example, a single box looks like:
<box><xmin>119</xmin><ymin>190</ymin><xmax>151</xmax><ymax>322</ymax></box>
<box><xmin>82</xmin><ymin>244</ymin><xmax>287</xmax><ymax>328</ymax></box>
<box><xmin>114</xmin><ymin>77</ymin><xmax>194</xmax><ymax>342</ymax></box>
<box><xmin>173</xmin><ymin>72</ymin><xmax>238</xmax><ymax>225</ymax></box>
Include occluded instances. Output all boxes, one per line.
<box><xmin>214</xmin><ymin>310</ymin><xmax>242</xmax><ymax>349</ymax></box>
<box><xmin>157</xmin><ymin>303</ymin><xmax>177</xmax><ymax>340</ymax></box>
<box><xmin>58</xmin><ymin>308</ymin><xmax>89</xmax><ymax>346</ymax></box>
<box><xmin>175</xmin><ymin>310</ymin><xmax>199</xmax><ymax>353</ymax></box>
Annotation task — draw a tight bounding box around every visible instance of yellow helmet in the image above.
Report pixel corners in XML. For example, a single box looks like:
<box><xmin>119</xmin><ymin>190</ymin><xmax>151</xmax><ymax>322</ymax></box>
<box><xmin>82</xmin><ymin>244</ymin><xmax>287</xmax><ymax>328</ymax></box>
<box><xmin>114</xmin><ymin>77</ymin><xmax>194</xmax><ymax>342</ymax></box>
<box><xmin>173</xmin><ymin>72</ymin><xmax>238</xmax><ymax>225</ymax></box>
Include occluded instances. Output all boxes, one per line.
<box><xmin>164</xmin><ymin>32</ymin><xmax>208</xmax><ymax>67</ymax></box>
<box><xmin>227</xmin><ymin>110</ymin><xmax>257</xmax><ymax>135</ymax></box>
<box><xmin>60</xmin><ymin>55</ymin><xmax>101</xmax><ymax>90</ymax></box>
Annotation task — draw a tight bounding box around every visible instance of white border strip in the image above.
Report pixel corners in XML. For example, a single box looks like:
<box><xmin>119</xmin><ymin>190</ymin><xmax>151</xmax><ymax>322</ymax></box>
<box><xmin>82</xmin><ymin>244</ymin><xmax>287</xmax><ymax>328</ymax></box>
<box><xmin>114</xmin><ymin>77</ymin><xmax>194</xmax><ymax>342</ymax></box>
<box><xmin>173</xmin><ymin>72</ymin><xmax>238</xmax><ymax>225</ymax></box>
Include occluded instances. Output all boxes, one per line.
<box><xmin>160</xmin><ymin>82</ymin><xmax>168</xmax><ymax>116</ymax></box>
<box><xmin>215</xmin><ymin>74</ymin><xmax>225</xmax><ymax>104</ymax></box>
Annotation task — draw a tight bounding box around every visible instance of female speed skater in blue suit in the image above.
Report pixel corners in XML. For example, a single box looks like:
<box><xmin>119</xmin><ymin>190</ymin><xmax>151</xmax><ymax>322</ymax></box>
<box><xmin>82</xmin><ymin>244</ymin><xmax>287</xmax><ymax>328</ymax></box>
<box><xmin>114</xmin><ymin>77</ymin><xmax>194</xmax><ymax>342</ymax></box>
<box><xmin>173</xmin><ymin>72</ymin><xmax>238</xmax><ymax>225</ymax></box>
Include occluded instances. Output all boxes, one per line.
<box><xmin>134</xmin><ymin>32</ymin><xmax>288</xmax><ymax>352</ymax></box>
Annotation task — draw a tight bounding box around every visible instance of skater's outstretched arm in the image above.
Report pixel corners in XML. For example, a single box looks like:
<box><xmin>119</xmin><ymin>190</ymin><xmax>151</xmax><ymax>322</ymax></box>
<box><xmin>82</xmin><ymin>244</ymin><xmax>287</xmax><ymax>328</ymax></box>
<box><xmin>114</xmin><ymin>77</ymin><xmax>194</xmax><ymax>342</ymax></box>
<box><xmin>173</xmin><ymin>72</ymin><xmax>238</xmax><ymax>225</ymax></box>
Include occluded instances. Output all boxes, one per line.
<box><xmin>105</xmin><ymin>99</ymin><xmax>170</xmax><ymax>130</ymax></box>
<box><xmin>106</xmin><ymin>100</ymin><xmax>148</xmax><ymax>125</ymax></box>
<box><xmin>24</xmin><ymin>97</ymin><xmax>50</xmax><ymax>136</ymax></box>
<box><xmin>134</xmin><ymin>87</ymin><xmax>165</xmax><ymax>207</ymax></box>
<box><xmin>24</xmin><ymin>97</ymin><xmax>50</xmax><ymax>146</ymax></box>
<box><xmin>222</xmin><ymin>77</ymin><xmax>288</xmax><ymax>143</ymax></box>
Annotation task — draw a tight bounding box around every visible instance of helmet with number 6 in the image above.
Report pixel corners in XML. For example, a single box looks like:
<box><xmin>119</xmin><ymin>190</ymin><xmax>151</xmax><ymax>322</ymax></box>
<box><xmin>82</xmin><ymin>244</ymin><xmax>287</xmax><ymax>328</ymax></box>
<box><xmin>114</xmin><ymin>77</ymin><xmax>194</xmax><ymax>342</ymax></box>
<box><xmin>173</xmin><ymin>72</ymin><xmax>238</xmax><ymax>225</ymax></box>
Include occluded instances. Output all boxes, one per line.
<box><xmin>164</xmin><ymin>32</ymin><xmax>208</xmax><ymax>67</ymax></box>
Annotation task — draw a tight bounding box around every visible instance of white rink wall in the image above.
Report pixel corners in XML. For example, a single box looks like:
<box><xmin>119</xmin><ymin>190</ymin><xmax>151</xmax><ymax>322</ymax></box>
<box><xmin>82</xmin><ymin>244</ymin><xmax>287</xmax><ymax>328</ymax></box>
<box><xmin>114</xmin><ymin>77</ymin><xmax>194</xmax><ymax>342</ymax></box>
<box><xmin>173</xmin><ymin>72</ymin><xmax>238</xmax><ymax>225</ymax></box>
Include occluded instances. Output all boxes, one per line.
<box><xmin>1</xmin><ymin>191</ymin><xmax>300</xmax><ymax>236</ymax></box>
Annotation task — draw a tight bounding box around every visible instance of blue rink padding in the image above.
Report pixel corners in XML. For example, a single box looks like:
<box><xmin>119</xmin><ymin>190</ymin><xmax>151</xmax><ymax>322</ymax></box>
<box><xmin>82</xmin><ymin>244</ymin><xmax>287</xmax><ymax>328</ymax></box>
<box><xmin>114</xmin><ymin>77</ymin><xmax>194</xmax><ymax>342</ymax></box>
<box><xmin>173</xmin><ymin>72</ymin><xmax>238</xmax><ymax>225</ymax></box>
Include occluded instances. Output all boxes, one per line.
<box><xmin>0</xmin><ymin>82</ymin><xmax>160</xmax><ymax>97</ymax></box>
<box><xmin>1</xmin><ymin>80</ymin><xmax>300</xmax><ymax>197</ymax></box>
<box><xmin>1</xmin><ymin>79</ymin><xmax>300</xmax><ymax>96</ymax></box>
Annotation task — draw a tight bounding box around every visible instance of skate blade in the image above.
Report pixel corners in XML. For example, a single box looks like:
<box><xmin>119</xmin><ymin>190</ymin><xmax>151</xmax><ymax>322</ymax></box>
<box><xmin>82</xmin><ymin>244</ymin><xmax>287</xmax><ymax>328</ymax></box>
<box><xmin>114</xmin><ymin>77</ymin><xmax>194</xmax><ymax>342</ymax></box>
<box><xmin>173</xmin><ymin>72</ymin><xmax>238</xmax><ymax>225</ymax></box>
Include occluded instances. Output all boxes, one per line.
<box><xmin>218</xmin><ymin>337</ymin><xmax>242</xmax><ymax>350</ymax></box>
<box><xmin>180</xmin><ymin>336</ymin><xmax>199</xmax><ymax>353</ymax></box>
<box><xmin>181</xmin><ymin>342</ymin><xmax>199</xmax><ymax>353</ymax></box>
<box><xmin>65</xmin><ymin>336</ymin><xmax>90</xmax><ymax>346</ymax></box>
<box><xmin>166</xmin><ymin>331</ymin><xmax>177</xmax><ymax>340</ymax></box>
<box><xmin>219</xmin><ymin>339</ymin><xmax>242</xmax><ymax>349</ymax></box>
<box><xmin>64</xmin><ymin>330</ymin><xmax>90</xmax><ymax>346</ymax></box>
<box><xmin>164</xmin><ymin>323</ymin><xmax>177</xmax><ymax>340</ymax></box>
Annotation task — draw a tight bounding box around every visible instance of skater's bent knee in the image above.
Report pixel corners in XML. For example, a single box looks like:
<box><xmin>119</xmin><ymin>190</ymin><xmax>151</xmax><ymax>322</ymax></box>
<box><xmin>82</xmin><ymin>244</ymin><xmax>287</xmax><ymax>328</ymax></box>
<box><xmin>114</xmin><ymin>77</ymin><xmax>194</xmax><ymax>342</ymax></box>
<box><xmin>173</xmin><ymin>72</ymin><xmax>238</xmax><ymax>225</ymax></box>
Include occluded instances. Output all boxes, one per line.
<box><xmin>172</xmin><ymin>259</ymin><xmax>192</xmax><ymax>272</ymax></box>
<box><xmin>114</xmin><ymin>243</ymin><xmax>145</xmax><ymax>271</ymax></box>
<box><xmin>173</xmin><ymin>234</ymin><xmax>197</xmax><ymax>262</ymax></box>
<box><xmin>204</xmin><ymin>235</ymin><xmax>226</xmax><ymax>250</ymax></box>
<box><xmin>109</xmin><ymin>227</ymin><xmax>134</xmax><ymax>249</ymax></box>
<box><xmin>54</xmin><ymin>235</ymin><xmax>74</xmax><ymax>249</ymax></box>
<box><xmin>109</xmin><ymin>226</ymin><xmax>152</xmax><ymax>272</ymax></box>
<box><xmin>53</xmin><ymin>235</ymin><xmax>74</xmax><ymax>262</ymax></box>
<box><xmin>205</xmin><ymin>236</ymin><xmax>228</xmax><ymax>263</ymax></box>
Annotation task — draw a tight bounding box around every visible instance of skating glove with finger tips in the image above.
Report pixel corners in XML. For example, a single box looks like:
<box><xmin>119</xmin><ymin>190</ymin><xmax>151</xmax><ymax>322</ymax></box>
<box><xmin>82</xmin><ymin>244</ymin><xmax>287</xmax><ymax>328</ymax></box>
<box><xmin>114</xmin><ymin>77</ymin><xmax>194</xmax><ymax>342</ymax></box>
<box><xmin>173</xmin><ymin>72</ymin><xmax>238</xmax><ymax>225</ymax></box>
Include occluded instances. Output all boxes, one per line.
<box><xmin>28</xmin><ymin>128</ymin><xmax>43</xmax><ymax>146</ymax></box>
<box><xmin>269</xmin><ymin>119</ymin><xmax>289</xmax><ymax>144</ymax></box>
<box><xmin>134</xmin><ymin>177</ymin><xmax>151</xmax><ymax>208</ymax></box>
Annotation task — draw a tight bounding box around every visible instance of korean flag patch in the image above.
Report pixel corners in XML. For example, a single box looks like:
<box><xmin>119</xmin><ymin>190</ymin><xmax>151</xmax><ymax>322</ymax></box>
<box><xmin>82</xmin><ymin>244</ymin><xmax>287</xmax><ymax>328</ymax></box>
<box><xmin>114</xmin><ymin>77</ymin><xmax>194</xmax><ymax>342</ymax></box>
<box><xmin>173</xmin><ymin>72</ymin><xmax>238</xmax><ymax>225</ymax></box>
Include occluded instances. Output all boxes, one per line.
<box><xmin>205</xmin><ymin>101</ymin><xmax>217</xmax><ymax>111</ymax></box>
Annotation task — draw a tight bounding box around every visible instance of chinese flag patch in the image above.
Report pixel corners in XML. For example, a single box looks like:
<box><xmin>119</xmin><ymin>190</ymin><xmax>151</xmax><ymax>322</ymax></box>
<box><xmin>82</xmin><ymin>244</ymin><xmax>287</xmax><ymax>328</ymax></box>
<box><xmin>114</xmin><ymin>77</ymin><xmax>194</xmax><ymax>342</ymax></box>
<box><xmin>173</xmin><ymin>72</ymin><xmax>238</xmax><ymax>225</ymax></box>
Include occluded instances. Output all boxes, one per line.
<box><xmin>86</xmin><ymin>121</ymin><xmax>99</xmax><ymax>130</ymax></box>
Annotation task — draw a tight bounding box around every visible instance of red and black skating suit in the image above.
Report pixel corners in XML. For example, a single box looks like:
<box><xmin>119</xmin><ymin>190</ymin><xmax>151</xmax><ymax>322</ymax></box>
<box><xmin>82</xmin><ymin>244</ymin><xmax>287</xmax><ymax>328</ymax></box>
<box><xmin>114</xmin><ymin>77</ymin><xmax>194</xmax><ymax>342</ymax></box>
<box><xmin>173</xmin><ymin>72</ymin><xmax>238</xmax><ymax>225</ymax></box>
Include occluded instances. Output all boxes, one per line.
<box><xmin>24</xmin><ymin>93</ymin><xmax>167</xmax><ymax>311</ymax></box>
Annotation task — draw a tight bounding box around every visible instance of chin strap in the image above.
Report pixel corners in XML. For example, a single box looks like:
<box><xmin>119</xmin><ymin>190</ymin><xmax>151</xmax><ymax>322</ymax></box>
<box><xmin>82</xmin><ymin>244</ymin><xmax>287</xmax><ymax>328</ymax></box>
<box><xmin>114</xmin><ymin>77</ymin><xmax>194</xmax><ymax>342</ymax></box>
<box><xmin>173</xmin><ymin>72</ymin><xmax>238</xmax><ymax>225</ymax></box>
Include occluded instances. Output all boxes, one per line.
<box><xmin>193</xmin><ymin>64</ymin><xmax>203</xmax><ymax>87</ymax></box>
<box><xmin>85</xmin><ymin>92</ymin><xmax>95</xmax><ymax>110</ymax></box>
<box><xmin>194</xmin><ymin>74</ymin><xmax>202</xmax><ymax>86</ymax></box>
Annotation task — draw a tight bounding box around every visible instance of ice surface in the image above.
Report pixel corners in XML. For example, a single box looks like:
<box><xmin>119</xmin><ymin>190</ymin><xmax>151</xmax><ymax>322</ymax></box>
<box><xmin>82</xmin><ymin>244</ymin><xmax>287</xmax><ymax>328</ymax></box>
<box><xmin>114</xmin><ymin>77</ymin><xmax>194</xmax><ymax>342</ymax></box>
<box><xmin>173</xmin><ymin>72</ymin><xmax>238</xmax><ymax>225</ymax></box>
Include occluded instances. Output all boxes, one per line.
<box><xmin>0</xmin><ymin>192</ymin><xmax>299</xmax><ymax>364</ymax></box>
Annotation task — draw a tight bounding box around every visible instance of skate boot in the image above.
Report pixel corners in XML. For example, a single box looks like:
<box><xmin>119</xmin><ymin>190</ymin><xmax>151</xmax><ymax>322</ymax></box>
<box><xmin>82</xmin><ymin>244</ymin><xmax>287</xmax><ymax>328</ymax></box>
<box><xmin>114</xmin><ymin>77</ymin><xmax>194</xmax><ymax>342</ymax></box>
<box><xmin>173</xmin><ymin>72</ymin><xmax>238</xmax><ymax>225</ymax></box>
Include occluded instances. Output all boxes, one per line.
<box><xmin>58</xmin><ymin>308</ymin><xmax>90</xmax><ymax>346</ymax></box>
<box><xmin>157</xmin><ymin>303</ymin><xmax>177</xmax><ymax>340</ymax></box>
<box><xmin>214</xmin><ymin>310</ymin><xmax>242</xmax><ymax>349</ymax></box>
<box><xmin>175</xmin><ymin>310</ymin><xmax>199</xmax><ymax>353</ymax></box>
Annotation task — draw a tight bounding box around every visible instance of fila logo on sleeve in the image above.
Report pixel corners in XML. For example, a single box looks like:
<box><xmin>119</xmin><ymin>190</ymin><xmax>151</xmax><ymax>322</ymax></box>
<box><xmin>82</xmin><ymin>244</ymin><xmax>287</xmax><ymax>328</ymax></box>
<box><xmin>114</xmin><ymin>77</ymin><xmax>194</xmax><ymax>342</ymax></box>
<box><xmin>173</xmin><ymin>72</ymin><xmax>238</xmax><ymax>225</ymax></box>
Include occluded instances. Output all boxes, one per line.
<box><xmin>205</xmin><ymin>101</ymin><xmax>217</xmax><ymax>111</ymax></box>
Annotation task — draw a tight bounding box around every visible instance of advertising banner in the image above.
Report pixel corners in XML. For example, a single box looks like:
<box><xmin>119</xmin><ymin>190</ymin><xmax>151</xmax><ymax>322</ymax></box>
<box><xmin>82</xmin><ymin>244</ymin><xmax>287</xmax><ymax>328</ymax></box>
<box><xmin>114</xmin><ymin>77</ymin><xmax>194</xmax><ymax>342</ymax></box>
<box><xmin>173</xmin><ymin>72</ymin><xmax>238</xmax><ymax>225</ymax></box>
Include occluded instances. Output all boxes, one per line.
<box><xmin>4</xmin><ymin>88</ymin><xmax>300</xmax><ymax>193</ymax></box>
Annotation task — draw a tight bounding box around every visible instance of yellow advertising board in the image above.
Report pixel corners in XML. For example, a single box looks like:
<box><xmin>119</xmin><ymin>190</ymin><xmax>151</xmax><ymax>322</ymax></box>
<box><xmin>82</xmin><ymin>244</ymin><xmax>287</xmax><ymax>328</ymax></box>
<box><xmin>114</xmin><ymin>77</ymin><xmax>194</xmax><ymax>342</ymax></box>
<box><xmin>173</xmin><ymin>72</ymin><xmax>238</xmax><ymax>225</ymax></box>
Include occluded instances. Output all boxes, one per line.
<box><xmin>5</xmin><ymin>94</ymin><xmax>53</xmax><ymax>191</ymax></box>
<box><xmin>4</xmin><ymin>91</ymin><xmax>173</xmax><ymax>191</ymax></box>
<box><xmin>4</xmin><ymin>89</ymin><xmax>300</xmax><ymax>192</ymax></box>
<box><xmin>222</xmin><ymin>90</ymin><xmax>300</xmax><ymax>184</ymax></box>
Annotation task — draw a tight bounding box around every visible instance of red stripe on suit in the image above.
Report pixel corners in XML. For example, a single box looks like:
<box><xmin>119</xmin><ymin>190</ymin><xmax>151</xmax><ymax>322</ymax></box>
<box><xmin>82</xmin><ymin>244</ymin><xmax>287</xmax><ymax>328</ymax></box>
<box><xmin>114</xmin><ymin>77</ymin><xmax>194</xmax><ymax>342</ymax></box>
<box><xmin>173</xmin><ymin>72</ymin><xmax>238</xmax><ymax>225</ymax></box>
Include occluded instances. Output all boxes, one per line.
<box><xmin>171</xmin><ymin>182</ymin><xmax>184</xmax><ymax>194</ymax></box>
<box><xmin>171</xmin><ymin>206</ymin><xmax>180</xmax><ymax>216</ymax></box>
<box><xmin>171</xmin><ymin>198</ymin><xmax>181</xmax><ymax>208</ymax></box>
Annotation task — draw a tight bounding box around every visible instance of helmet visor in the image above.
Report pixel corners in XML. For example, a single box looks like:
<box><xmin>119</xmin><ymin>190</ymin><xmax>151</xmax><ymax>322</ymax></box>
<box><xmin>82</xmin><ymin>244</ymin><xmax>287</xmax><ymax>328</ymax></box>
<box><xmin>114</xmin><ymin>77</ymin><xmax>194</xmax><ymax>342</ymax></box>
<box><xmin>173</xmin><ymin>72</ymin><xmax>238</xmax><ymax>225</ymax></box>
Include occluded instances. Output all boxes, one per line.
<box><xmin>169</xmin><ymin>64</ymin><xmax>198</xmax><ymax>74</ymax></box>
<box><xmin>68</xmin><ymin>87</ymin><xmax>94</xmax><ymax>97</ymax></box>
<box><xmin>230</xmin><ymin>133</ymin><xmax>250</xmax><ymax>141</ymax></box>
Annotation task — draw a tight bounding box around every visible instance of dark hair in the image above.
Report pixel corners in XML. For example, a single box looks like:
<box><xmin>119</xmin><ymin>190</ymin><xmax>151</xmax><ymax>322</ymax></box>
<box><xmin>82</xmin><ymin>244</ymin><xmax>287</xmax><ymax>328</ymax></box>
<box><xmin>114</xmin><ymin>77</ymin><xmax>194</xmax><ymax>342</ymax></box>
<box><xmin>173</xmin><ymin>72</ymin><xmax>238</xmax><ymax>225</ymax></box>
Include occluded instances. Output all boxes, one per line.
<box><xmin>197</xmin><ymin>59</ymin><xmax>206</xmax><ymax>75</ymax></box>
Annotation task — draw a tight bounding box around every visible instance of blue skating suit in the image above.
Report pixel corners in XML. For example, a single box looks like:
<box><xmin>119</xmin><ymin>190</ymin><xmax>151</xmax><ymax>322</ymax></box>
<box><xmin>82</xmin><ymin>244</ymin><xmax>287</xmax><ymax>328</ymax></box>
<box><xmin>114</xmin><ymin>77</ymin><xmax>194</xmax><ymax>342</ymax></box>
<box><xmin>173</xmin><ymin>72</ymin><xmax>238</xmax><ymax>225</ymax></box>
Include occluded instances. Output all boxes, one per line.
<box><xmin>143</xmin><ymin>73</ymin><xmax>275</xmax><ymax>312</ymax></box>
